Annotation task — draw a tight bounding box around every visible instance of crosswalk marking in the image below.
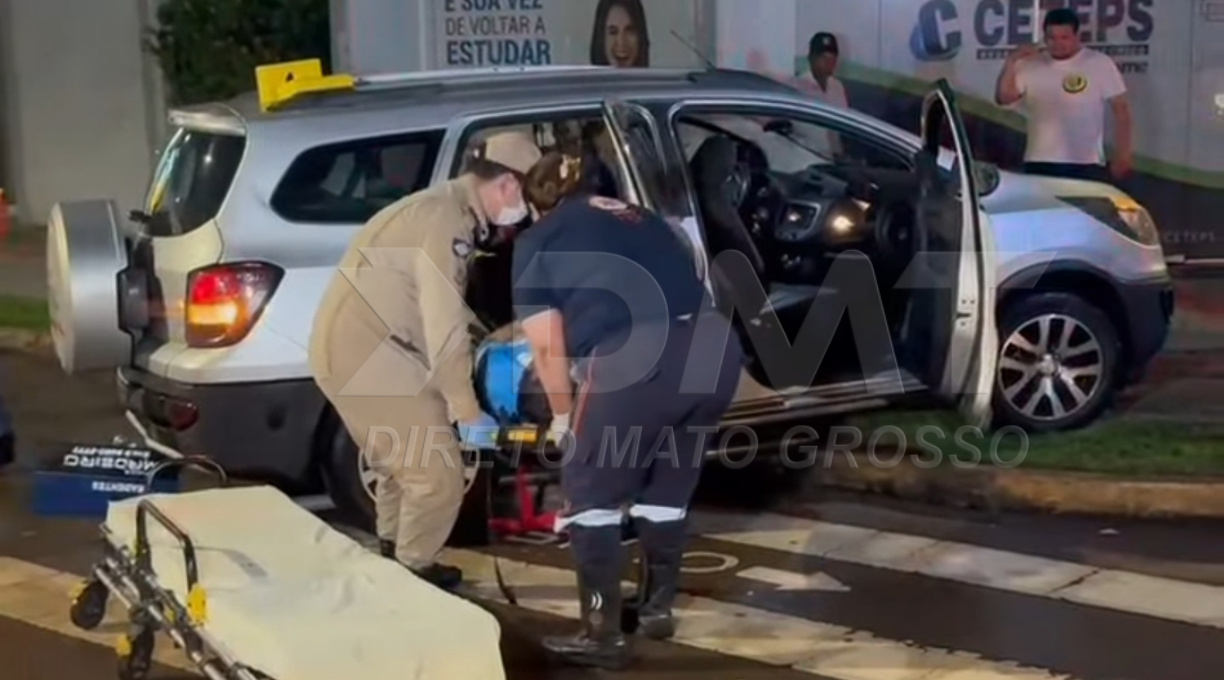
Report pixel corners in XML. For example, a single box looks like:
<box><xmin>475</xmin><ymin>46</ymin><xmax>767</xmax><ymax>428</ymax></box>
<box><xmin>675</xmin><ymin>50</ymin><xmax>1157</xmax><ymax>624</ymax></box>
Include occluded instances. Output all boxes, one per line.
<box><xmin>443</xmin><ymin>549</ymin><xmax>1075</xmax><ymax>680</ymax></box>
<box><xmin>690</xmin><ymin>510</ymin><xmax>1224</xmax><ymax>629</ymax></box>
<box><xmin>4</xmin><ymin>506</ymin><xmax>1221</xmax><ymax>680</ymax></box>
<box><xmin>0</xmin><ymin>549</ymin><xmax>1077</xmax><ymax>680</ymax></box>
<box><xmin>736</xmin><ymin>565</ymin><xmax>851</xmax><ymax>592</ymax></box>
<box><xmin>0</xmin><ymin>557</ymin><xmax>194</xmax><ymax>671</ymax></box>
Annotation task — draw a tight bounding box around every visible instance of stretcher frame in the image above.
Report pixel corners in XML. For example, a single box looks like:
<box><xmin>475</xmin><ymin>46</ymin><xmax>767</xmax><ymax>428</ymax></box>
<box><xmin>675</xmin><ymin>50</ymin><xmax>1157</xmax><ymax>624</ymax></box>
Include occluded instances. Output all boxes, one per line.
<box><xmin>69</xmin><ymin>433</ymin><xmax>562</xmax><ymax>680</ymax></box>
<box><xmin>68</xmin><ymin>456</ymin><xmax>273</xmax><ymax>680</ymax></box>
<box><xmin>68</xmin><ymin>433</ymin><xmax>647</xmax><ymax>676</ymax></box>
<box><xmin>452</xmin><ymin>425</ymin><xmax>565</xmax><ymax>547</ymax></box>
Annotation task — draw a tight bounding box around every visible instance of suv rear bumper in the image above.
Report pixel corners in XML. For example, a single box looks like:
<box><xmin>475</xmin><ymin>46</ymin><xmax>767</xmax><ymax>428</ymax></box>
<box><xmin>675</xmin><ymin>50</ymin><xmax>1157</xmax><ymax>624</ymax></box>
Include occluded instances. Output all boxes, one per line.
<box><xmin>116</xmin><ymin>366</ymin><xmax>327</xmax><ymax>492</ymax></box>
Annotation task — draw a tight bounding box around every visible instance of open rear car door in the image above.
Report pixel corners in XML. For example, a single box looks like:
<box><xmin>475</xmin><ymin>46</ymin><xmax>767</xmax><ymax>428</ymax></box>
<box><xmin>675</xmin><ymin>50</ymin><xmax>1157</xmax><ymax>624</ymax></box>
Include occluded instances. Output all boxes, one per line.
<box><xmin>903</xmin><ymin>79</ymin><xmax>997</xmax><ymax>426</ymax></box>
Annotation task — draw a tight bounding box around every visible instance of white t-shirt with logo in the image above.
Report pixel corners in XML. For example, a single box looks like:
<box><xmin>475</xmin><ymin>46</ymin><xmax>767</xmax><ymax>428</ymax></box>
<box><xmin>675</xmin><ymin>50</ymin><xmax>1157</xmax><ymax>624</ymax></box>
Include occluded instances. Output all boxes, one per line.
<box><xmin>1014</xmin><ymin>48</ymin><xmax>1127</xmax><ymax>165</ymax></box>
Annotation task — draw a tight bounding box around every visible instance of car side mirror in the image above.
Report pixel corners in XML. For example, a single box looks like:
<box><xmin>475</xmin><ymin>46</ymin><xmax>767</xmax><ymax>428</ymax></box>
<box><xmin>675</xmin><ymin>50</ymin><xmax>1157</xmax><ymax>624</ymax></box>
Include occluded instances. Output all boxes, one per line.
<box><xmin>950</xmin><ymin>158</ymin><xmax>1001</xmax><ymax>197</ymax></box>
<box><xmin>974</xmin><ymin>161</ymin><xmax>1001</xmax><ymax>197</ymax></box>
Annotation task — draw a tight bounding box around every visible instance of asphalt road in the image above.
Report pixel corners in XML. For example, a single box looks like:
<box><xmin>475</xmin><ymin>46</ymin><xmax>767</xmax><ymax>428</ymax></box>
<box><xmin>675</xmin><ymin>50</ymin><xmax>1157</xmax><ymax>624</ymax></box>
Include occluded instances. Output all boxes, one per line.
<box><xmin>3</xmin><ymin>350</ymin><xmax>1224</xmax><ymax>679</ymax></box>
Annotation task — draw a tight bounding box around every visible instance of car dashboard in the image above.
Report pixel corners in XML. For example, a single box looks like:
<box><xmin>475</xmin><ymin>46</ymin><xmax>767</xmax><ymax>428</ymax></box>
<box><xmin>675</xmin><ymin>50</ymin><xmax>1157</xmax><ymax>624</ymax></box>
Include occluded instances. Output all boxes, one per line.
<box><xmin>730</xmin><ymin>141</ymin><xmax>922</xmax><ymax>285</ymax></box>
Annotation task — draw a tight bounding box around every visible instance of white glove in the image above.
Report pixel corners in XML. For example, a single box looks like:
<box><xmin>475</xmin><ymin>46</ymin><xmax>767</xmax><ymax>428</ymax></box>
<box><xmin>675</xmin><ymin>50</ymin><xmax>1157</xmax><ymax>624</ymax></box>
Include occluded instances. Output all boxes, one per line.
<box><xmin>547</xmin><ymin>412</ymin><xmax>572</xmax><ymax>444</ymax></box>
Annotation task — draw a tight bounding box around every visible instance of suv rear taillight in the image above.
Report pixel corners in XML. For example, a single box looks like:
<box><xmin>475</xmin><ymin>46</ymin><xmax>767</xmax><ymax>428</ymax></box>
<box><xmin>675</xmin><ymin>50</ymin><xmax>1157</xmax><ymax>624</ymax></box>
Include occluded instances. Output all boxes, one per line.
<box><xmin>185</xmin><ymin>262</ymin><xmax>282</xmax><ymax>348</ymax></box>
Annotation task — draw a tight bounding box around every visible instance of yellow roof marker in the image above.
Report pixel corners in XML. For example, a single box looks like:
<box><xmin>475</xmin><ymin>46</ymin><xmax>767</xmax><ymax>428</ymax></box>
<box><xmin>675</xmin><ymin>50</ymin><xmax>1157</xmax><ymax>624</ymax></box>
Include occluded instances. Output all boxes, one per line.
<box><xmin>256</xmin><ymin>59</ymin><xmax>355</xmax><ymax>112</ymax></box>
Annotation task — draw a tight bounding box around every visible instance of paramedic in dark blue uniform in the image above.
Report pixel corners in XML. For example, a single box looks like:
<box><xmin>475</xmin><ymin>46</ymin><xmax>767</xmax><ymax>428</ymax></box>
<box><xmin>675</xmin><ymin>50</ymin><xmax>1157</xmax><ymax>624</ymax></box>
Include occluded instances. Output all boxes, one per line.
<box><xmin>512</xmin><ymin>152</ymin><xmax>743</xmax><ymax>670</ymax></box>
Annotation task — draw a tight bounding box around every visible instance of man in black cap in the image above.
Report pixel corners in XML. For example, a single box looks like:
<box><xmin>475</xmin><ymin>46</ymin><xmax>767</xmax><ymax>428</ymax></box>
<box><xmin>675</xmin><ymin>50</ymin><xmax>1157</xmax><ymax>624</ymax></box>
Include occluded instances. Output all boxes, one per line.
<box><xmin>807</xmin><ymin>32</ymin><xmax>848</xmax><ymax>111</ymax></box>
<box><xmin>805</xmin><ymin>31</ymin><xmax>848</xmax><ymax>155</ymax></box>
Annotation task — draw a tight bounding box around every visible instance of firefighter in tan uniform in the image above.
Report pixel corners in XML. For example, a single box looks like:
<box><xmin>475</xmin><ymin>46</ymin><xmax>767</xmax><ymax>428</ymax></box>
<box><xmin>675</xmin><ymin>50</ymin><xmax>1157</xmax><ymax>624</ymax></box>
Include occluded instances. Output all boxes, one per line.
<box><xmin>308</xmin><ymin>131</ymin><xmax>543</xmax><ymax>590</ymax></box>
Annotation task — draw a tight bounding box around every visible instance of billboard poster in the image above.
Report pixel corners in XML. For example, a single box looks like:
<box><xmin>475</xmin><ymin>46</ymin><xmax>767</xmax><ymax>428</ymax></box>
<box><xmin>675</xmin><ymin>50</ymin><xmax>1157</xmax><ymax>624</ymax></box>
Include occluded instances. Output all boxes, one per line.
<box><xmin>715</xmin><ymin>0</ymin><xmax>1224</xmax><ymax>261</ymax></box>
<box><xmin>429</xmin><ymin>0</ymin><xmax>704</xmax><ymax>70</ymax></box>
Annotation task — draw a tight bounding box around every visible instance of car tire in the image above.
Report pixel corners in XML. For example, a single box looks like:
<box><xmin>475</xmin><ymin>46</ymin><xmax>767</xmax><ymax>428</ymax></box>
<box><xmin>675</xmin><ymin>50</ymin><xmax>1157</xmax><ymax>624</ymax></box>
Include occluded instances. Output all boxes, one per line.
<box><xmin>993</xmin><ymin>293</ymin><xmax>1121</xmax><ymax>433</ymax></box>
<box><xmin>317</xmin><ymin>411</ymin><xmax>376</xmax><ymax>531</ymax></box>
<box><xmin>317</xmin><ymin>410</ymin><xmax>488</xmax><ymax>541</ymax></box>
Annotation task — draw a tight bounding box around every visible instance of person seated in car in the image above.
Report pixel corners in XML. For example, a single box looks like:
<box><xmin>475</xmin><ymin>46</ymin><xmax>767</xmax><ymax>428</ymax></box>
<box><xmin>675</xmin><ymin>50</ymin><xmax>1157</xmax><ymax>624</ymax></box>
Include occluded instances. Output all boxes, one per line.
<box><xmin>553</xmin><ymin>120</ymin><xmax>620</xmax><ymax>198</ymax></box>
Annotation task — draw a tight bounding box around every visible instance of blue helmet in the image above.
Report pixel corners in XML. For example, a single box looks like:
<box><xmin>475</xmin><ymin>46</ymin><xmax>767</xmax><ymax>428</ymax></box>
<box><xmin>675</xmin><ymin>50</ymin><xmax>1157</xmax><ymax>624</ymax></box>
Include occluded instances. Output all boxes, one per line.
<box><xmin>474</xmin><ymin>338</ymin><xmax>537</xmax><ymax>424</ymax></box>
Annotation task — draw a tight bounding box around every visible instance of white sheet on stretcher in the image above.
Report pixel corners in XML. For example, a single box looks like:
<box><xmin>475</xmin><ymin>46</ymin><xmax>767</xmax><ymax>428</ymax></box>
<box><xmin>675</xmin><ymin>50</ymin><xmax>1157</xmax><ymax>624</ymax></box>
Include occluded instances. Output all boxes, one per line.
<box><xmin>105</xmin><ymin>485</ymin><xmax>506</xmax><ymax>680</ymax></box>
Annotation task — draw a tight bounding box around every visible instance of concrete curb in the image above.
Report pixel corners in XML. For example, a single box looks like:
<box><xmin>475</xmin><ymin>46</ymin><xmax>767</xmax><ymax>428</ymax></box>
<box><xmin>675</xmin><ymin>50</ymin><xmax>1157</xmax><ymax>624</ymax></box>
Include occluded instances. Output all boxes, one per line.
<box><xmin>0</xmin><ymin>328</ymin><xmax>51</xmax><ymax>353</ymax></box>
<box><xmin>814</xmin><ymin>452</ymin><xmax>1224</xmax><ymax>519</ymax></box>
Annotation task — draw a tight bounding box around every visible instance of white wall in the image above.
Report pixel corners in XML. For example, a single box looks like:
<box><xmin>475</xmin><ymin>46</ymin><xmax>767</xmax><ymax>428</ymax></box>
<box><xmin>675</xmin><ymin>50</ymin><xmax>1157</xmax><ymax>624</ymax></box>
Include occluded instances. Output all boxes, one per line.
<box><xmin>0</xmin><ymin>0</ymin><xmax>165</xmax><ymax>225</ymax></box>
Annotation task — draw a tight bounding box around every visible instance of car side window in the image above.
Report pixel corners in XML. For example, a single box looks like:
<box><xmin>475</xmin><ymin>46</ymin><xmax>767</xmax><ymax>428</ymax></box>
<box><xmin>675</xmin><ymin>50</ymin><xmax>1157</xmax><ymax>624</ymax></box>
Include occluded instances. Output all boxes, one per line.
<box><xmin>453</xmin><ymin>114</ymin><xmax>630</xmax><ymax>201</ymax></box>
<box><xmin>143</xmin><ymin>128</ymin><xmax>246</xmax><ymax>236</ymax></box>
<box><xmin>270</xmin><ymin>130</ymin><xmax>445</xmax><ymax>224</ymax></box>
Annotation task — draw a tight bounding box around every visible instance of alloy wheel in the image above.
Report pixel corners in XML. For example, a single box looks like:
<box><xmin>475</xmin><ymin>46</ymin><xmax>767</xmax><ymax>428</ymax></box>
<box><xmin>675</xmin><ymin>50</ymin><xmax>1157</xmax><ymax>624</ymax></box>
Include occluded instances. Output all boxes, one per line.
<box><xmin>356</xmin><ymin>446</ymin><xmax>483</xmax><ymax>502</ymax></box>
<box><xmin>997</xmin><ymin>313</ymin><xmax>1104</xmax><ymax>422</ymax></box>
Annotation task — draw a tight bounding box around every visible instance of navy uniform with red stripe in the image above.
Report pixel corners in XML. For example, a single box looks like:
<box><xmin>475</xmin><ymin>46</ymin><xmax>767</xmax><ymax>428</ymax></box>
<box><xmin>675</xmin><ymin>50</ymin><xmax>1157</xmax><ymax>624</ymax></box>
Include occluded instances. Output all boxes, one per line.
<box><xmin>512</xmin><ymin>194</ymin><xmax>743</xmax><ymax>669</ymax></box>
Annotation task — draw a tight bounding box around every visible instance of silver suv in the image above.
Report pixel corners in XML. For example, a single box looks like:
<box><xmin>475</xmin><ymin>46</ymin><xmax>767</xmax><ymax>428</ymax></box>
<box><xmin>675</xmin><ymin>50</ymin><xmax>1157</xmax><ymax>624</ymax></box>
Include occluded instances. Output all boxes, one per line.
<box><xmin>48</xmin><ymin>64</ymin><xmax>1173</xmax><ymax>524</ymax></box>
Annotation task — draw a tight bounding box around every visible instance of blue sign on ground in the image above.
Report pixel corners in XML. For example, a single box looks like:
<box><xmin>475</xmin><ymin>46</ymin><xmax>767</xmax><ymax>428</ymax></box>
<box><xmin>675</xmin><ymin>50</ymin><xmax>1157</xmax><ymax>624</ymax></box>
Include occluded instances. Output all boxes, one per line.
<box><xmin>31</xmin><ymin>443</ymin><xmax>180</xmax><ymax>517</ymax></box>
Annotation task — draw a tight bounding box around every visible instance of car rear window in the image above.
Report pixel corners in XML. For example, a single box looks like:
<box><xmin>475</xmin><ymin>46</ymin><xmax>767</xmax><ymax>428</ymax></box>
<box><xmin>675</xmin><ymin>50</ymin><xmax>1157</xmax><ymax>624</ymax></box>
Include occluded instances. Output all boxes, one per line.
<box><xmin>270</xmin><ymin>130</ymin><xmax>445</xmax><ymax>224</ymax></box>
<box><xmin>142</xmin><ymin>129</ymin><xmax>246</xmax><ymax>236</ymax></box>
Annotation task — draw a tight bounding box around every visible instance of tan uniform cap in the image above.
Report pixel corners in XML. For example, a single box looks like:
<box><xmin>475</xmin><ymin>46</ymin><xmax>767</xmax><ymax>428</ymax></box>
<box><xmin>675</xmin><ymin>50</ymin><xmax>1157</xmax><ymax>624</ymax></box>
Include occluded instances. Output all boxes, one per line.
<box><xmin>474</xmin><ymin>131</ymin><xmax>543</xmax><ymax>175</ymax></box>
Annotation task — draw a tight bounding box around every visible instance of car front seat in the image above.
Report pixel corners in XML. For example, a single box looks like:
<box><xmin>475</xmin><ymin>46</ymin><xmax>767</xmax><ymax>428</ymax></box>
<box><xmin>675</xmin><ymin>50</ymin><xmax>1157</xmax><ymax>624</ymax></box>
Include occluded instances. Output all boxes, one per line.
<box><xmin>689</xmin><ymin>135</ymin><xmax>822</xmax><ymax>319</ymax></box>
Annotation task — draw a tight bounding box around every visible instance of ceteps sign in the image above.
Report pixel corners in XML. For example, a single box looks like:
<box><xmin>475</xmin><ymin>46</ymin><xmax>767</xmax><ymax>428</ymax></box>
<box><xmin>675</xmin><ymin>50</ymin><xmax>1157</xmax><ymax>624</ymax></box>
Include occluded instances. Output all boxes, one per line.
<box><xmin>910</xmin><ymin>0</ymin><xmax>1155</xmax><ymax>72</ymax></box>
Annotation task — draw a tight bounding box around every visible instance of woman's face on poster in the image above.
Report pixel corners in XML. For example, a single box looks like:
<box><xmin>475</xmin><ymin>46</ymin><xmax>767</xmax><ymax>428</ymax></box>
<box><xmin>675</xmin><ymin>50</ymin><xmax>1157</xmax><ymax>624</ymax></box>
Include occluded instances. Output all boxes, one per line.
<box><xmin>603</xmin><ymin>5</ymin><xmax>641</xmax><ymax>67</ymax></box>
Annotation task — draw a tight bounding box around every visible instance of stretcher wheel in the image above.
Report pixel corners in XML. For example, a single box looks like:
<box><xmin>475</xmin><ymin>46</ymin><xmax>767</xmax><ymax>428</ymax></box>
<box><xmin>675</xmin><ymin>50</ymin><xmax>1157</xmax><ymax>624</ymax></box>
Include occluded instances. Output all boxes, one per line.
<box><xmin>116</xmin><ymin>627</ymin><xmax>155</xmax><ymax>680</ymax></box>
<box><xmin>69</xmin><ymin>579</ymin><xmax>109</xmax><ymax>631</ymax></box>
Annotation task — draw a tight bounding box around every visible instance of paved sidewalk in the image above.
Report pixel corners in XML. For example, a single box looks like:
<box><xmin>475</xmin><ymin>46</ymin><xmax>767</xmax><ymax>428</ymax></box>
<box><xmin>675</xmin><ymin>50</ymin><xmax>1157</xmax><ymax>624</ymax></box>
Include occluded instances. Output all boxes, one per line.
<box><xmin>1124</xmin><ymin>349</ymin><xmax>1224</xmax><ymax>422</ymax></box>
<box><xmin>1167</xmin><ymin>276</ymin><xmax>1224</xmax><ymax>351</ymax></box>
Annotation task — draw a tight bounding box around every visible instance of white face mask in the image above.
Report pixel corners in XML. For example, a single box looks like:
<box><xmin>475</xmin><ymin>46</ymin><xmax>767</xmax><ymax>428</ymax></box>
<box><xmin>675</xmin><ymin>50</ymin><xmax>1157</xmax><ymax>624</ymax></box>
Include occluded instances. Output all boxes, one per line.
<box><xmin>492</xmin><ymin>200</ymin><xmax>529</xmax><ymax>226</ymax></box>
<box><xmin>486</xmin><ymin>176</ymin><xmax>529</xmax><ymax>226</ymax></box>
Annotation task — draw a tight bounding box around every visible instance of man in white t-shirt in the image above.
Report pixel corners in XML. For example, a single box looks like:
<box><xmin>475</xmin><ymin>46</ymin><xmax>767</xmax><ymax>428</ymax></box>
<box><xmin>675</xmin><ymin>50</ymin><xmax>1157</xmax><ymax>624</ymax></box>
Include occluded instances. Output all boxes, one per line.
<box><xmin>994</xmin><ymin>8</ymin><xmax>1133</xmax><ymax>183</ymax></box>
<box><xmin>805</xmin><ymin>32</ymin><xmax>849</xmax><ymax>155</ymax></box>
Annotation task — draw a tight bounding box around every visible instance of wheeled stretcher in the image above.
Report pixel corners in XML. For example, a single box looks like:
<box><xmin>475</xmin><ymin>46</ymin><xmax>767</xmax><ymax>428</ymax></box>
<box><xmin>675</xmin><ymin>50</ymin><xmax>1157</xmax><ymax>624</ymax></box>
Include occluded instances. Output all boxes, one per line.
<box><xmin>69</xmin><ymin>457</ymin><xmax>507</xmax><ymax>680</ymax></box>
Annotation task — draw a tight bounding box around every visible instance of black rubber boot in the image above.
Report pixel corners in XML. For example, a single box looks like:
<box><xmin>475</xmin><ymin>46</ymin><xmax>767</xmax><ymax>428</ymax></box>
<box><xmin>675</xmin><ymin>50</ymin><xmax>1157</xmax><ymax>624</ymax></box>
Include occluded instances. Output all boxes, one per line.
<box><xmin>542</xmin><ymin>524</ymin><xmax>633</xmax><ymax>671</ymax></box>
<box><xmin>632</xmin><ymin>518</ymin><xmax>687</xmax><ymax>640</ymax></box>
<box><xmin>379</xmin><ymin>540</ymin><xmax>462</xmax><ymax>591</ymax></box>
<box><xmin>410</xmin><ymin>563</ymin><xmax>463</xmax><ymax>591</ymax></box>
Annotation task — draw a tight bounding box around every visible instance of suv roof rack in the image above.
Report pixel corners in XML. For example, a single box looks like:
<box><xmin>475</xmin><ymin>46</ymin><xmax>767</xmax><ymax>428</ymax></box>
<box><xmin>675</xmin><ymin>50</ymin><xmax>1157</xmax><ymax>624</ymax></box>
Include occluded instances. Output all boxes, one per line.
<box><xmin>255</xmin><ymin>59</ymin><xmax>652</xmax><ymax>112</ymax></box>
<box><xmin>356</xmin><ymin>64</ymin><xmax>614</xmax><ymax>87</ymax></box>
<box><xmin>253</xmin><ymin>59</ymin><xmax>761</xmax><ymax>112</ymax></box>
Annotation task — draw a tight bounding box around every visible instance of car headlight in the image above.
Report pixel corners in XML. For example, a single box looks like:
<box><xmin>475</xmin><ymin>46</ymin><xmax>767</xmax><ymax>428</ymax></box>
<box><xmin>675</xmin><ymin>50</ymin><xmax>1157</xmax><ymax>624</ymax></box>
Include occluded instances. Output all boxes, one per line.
<box><xmin>1059</xmin><ymin>195</ymin><xmax>1161</xmax><ymax>246</ymax></box>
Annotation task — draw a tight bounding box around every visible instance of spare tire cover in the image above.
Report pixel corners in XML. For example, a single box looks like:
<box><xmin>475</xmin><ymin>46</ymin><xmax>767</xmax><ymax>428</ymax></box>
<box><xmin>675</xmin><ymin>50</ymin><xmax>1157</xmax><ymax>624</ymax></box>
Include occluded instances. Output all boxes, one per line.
<box><xmin>46</xmin><ymin>200</ymin><xmax>130</xmax><ymax>375</ymax></box>
<box><xmin>474</xmin><ymin>337</ymin><xmax>553</xmax><ymax>425</ymax></box>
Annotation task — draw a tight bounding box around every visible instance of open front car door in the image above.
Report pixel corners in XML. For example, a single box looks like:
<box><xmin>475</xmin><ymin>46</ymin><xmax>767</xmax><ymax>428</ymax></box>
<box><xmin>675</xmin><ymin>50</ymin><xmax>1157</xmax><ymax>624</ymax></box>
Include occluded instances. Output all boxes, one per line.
<box><xmin>903</xmin><ymin>79</ymin><xmax>997</xmax><ymax>426</ymax></box>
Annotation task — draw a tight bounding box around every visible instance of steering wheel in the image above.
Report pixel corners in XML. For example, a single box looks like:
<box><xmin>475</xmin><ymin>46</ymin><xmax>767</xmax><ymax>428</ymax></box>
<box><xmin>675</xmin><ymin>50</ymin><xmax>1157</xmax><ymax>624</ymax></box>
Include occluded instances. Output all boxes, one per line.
<box><xmin>730</xmin><ymin>144</ymin><xmax>786</xmax><ymax>239</ymax></box>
